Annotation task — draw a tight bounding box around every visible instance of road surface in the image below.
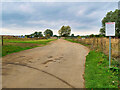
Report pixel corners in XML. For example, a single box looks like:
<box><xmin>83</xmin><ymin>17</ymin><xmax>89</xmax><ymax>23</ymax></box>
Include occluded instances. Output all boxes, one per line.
<box><xmin>2</xmin><ymin>39</ymin><xmax>89</xmax><ymax>88</ymax></box>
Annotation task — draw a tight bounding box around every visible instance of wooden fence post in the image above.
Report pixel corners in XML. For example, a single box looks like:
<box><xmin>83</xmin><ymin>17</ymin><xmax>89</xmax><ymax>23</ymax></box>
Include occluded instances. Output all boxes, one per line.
<box><xmin>104</xmin><ymin>38</ymin><xmax>106</xmax><ymax>53</ymax></box>
<box><xmin>101</xmin><ymin>37</ymin><xmax>103</xmax><ymax>51</ymax></box>
<box><xmin>2</xmin><ymin>36</ymin><xmax>3</xmax><ymax>46</ymax></box>
<box><xmin>92</xmin><ymin>38</ymin><xmax>94</xmax><ymax>49</ymax></box>
<box><xmin>97</xmin><ymin>38</ymin><xmax>98</xmax><ymax>48</ymax></box>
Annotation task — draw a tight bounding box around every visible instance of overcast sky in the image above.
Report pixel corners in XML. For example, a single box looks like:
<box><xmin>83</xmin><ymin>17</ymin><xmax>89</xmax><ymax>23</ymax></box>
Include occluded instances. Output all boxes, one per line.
<box><xmin>1</xmin><ymin>2</ymin><xmax>118</xmax><ymax>35</ymax></box>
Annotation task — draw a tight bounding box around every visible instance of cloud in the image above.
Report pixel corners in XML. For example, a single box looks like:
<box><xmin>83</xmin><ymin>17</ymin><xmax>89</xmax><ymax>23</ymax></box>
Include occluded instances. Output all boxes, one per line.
<box><xmin>1</xmin><ymin>0</ymin><xmax>119</xmax><ymax>2</ymax></box>
<box><xmin>1</xmin><ymin>2</ymin><xmax>118</xmax><ymax>35</ymax></box>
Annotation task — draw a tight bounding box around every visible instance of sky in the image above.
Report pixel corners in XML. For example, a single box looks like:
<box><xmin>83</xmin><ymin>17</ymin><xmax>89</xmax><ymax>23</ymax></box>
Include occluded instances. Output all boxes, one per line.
<box><xmin>1</xmin><ymin>1</ymin><xmax>118</xmax><ymax>36</ymax></box>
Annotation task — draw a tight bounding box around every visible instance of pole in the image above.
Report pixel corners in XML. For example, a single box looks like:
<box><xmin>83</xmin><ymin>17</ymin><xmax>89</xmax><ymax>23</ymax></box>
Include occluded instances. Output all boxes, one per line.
<box><xmin>109</xmin><ymin>36</ymin><xmax>111</xmax><ymax>68</ymax></box>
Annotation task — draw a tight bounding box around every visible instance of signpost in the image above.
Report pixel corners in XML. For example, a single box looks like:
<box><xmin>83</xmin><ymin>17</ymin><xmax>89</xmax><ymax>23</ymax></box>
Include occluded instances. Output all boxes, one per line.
<box><xmin>105</xmin><ymin>22</ymin><xmax>115</xmax><ymax>68</ymax></box>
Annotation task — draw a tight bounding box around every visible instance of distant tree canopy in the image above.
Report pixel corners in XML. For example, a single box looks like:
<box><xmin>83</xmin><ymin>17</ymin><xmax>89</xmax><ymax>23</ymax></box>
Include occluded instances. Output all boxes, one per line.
<box><xmin>100</xmin><ymin>9</ymin><xmax>120</xmax><ymax>37</ymax></box>
<box><xmin>25</xmin><ymin>29</ymin><xmax>54</xmax><ymax>38</ymax></box>
<box><xmin>53</xmin><ymin>35</ymin><xmax>58</xmax><ymax>37</ymax></box>
<box><xmin>25</xmin><ymin>31</ymin><xmax>43</xmax><ymax>38</ymax></box>
<box><xmin>71</xmin><ymin>34</ymin><xmax>74</xmax><ymax>37</ymax></box>
<box><xmin>58</xmin><ymin>26</ymin><xmax>71</xmax><ymax>37</ymax></box>
<box><xmin>44</xmin><ymin>29</ymin><xmax>53</xmax><ymax>37</ymax></box>
<box><xmin>33</xmin><ymin>32</ymin><xmax>43</xmax><ymax>37</ymax></box>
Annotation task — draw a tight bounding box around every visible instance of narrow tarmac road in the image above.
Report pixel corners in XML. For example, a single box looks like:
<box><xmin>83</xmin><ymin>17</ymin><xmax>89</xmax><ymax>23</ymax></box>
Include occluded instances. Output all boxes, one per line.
<box><xmin>2</xmin><ymin>39</ymin><xmax>89</xmax><ymax>88</ymax></box>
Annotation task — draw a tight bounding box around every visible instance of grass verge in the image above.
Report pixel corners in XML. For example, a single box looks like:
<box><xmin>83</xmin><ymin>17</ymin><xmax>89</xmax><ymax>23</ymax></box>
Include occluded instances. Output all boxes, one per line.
<box><xmin>85</xmin><ymin>50</ymin><xmax>118</xmax><ymax>88</ymax></box>
<box><xmin>65</xmin><ymin>39</ymin><xmax>119</xmax><ymax>88</ymax></box>
<box><xmin>65</xmin><ymin>39</ymin><xmax>90</xmax><ymax>47</ymax></box>
<box><xmin>2</xmin><ymin>45</ymin><xmax>37</xmax><ymax>57</ymax></box>
<box><xmin>4</xmin><ymin>39</ymin><xmax>56</xmax><ymax>45</ymax></box>
<box><xmin>2</xmin><ymin>39</ymin><xmax>56</xmax><ymax>57</ymax></box>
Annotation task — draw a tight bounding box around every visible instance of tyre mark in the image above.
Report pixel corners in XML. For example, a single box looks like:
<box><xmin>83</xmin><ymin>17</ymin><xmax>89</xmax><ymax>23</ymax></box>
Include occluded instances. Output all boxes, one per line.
<box><xmin>4</xmin><ymin>62</ymin><xmax>76</xmax><ymax>89</ymax></box>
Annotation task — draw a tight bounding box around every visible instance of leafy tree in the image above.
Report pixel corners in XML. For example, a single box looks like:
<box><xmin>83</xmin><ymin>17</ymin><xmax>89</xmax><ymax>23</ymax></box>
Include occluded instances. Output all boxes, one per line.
<box><xmin>44</xmin><ymin>29</ymin><xmax>53</xmax><ymax>37</ymax></box>
<box><xmin>45</xmin><ymin>34</ymin><xmax>50</xmax><ymax>39</ymax></box>
<box><xmin>71</xmin><ymin>34</ymin><xmax>74</xmax><ymax>37</ymax></box>
<box><xmin>77</xmin><ymin>36</ymin><xmax>82</xmax><ymax>39</ymax></box>
<box><xmin>34</xmin><ymin>32</ymin><xmax>38</xmax><ymax>37</ymax></box>
<box><xmin>100</xmin><ymin>9</ymin><xmax>120</xmax><ymax>37</ymax></box>
<box><xmin>53</xmin><ymin>35</ymin><xmax>58</xmax><ymax>37</ymax></box>
<box><xmin>58</xmin><ymin>25</ymin><xmax>71</xmax><ymax>37</ymax></box>
<box><xmin>90</xmin><ymin>34</ymin><xmax>95</xmax><ymax>37</ymax></box>
<box><xmin>38</xmin><ymin>32</ymin><xmax>43</xmax><ymax>37</ymax></box>
<box><xmin>94</xmin><ymin>35</ymin><xmax>101</xmax><ymax>37</ymax></box>
<box><xmin>30</xmin><ymin>33</ymin><xmax>34</xmax><ymax>38</ymax></box>
<box><xmin>25</xmin><ymin>35</ymin><xmax>31</xmax><ymax>38</ymax></box>
<box><xmin>100</xmin><ymin>27</ymin><xmax>105</xmax><ymax>35</ymax></box>
<box><xmin>25</xmin><ymin>31</ymin><xmax>43</xmax><ymax>38</ymax></box>
<box><xmin>29</xmin><ymin>31</ymin><xmax>43</xmax><ymax>38</ymax></box>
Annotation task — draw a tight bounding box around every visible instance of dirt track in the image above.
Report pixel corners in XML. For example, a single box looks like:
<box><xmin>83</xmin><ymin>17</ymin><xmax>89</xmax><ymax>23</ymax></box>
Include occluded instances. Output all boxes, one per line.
<box><xmin>2</xmin><ymin>39</ymin><xmax>89</xmax><ymax>88</ymax></box>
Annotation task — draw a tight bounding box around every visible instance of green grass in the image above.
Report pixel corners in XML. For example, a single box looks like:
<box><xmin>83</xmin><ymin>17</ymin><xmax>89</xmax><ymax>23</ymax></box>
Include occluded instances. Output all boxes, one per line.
<box><xmin>2</xmin><ymin>45</ymin><xmax>37</xmax><ymax>57</ymax></box>
<box><xmin>85</xmin><ymin>51</ymin><xmax>118</xmax><ymax>88</ymax></box>
<box><xmin>2</xmin><ymin>39</ymin><xmax>57</xmax><ymax>57</ymax></box>
<box><xmin>65</xmin><ymin>39</ymin><xmax>119</xmax><ymax>88</ymax></box>
<box><xmin>4</xmin><ymin>39</ymin><xmax>56</xmax><ymax>45</ymax></box>
<box><xmin>65</xmin><ymin>39</ymin><xmax>90</xmax><ymax>46</ymax></box>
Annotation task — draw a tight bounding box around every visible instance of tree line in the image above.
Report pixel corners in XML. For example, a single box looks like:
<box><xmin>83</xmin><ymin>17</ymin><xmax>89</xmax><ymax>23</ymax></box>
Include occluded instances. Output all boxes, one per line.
<box><xmin>25</xmin><ymin>9</ymin><xmax>120</xmax><ymax>38</ymax></box>
<box><xmin>25</xmin><ymin>29</ymin><xmax>53</xmax><ymax>38</ymax></box>
<box><xmin>25</xmin><ymin>26</ymin><xmax>72</xmax><ymax>38</ymax></box>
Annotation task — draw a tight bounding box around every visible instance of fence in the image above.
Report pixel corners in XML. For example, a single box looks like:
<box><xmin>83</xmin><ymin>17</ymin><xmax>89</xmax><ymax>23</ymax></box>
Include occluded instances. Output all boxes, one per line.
<box><xmin>73</xmin><ymin>37</ymin><xmax>120</xmax><ymax>59</ymax></box>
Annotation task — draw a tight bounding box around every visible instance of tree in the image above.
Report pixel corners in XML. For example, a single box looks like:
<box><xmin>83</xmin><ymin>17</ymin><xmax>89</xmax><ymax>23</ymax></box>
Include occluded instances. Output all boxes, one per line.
<box><xmin>58</xmin><ymin>25</ymin><xmax>71</xmax><ymax>37</ymax></box>
<box><xmin>29</xmin><ymin>31</ymin><xmax>43</xmax><ymax>38</ymax></box>
<box><xmin>34</xmin><ymin>32</ymin><xmax>38</xmax><ymax>37</ymax></box>
<box><xmin>38</xmin><ymin>32</ymin><xmax>43</xmax><ymax>37</ymax></box>
<box><xmin>30</xmin><ymin>33</ymin><xmax>34</xmax><ymax>38</ymax></box>
<box><xmin>77</xmin><ymin>36</ymin><xmax>82</xmax><ymax>39</ymax></box>
<box><xmin>71</xmin><ymin>34</ymin><xmax>74</xmax><ymax>37</ymax></box>
<box><xmin>45</xmin><ymin>34</ymin><xmax>50</xmax><ymax>39</ymax></box>
<box><xmin>100</xmin><ymin>27</ymin><xmax>105</xmax><ymax>35</ymax></box>
<box><xmin>25</xmin><ymin>31</ymin><xmax>43</xmax><ymax>38</ymax></box>
<box><xmin>25</xmin><ymin>35</ymin><xmax>31</xmax><ymax>38</ymax></box>
<box><xmin>44</xmin><ymin>29</ymin><xmax>53</xmax><ymax>37</ymax></box>
<box><xmin>100</xmin><ymin>9</ymin><xmax>120</xmax><ymax>37</ymax></box>
<box><xmin>53</xmin><ymin>35</ymin><xmax>58</xmax><ymax>37</ymax></box>
<box><xmin>90</xmin><ymin>34</ymin><xmax>95</xmax><ymax>37</ymax></box>
<box><xmin>77</xmin><ymin>35</ymin><xmax>80</xmax><ymax>37</ymax></box>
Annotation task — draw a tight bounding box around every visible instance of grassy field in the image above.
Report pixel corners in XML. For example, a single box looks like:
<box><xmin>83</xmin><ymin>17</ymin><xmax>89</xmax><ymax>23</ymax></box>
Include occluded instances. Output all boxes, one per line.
<box><xmin>4</xmin><ymin>39</ymin><xmax>56</xmax><ymax>45</ymax></box>
<box><xmin>65</xmin><ymin>39</ymin><xmax>119</xmax><ymax>88</ymax></box>
<box><xmin>71</xmin><ymin>38</ymin><xmax>119</xmax><ymax>58</ymax></box>
<box><xmin>65</xmin><ymin>39</ymin><xmax>90</xmax><ymax>47</ymax></box>
<box><xmin>2</xmin><ymin>39</ymin><xmax>57</xmax><ymax>57</ymax></box>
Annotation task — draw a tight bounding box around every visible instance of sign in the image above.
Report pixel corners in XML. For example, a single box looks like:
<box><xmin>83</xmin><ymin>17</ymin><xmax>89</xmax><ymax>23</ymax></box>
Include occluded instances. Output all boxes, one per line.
<box><xmin>105</xmin><ymin>22</ymin><xmax>115</xmax><ymax>36</ymax></box>
<box><xmin>105</xmin><ymin>22</ymin><xmax>115</xmax><ymax>68</ymax></box>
